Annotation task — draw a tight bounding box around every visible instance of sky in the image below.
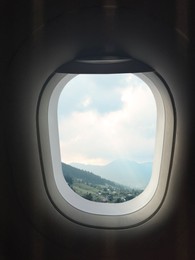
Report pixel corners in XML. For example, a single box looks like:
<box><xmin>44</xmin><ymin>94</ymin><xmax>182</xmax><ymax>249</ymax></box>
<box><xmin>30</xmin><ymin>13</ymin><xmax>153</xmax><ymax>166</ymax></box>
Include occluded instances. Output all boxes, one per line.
<box><xmin>58</xmin><ymin>74</ymin><xmax>157</xmax><ymax>166</ymax></box>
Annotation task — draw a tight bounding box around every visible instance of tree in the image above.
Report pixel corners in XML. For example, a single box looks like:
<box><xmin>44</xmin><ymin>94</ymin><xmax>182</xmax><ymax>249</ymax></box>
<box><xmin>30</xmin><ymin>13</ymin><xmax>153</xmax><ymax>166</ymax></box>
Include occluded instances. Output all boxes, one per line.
<box><xmin>65</xmin><ymin>175</ymin><xmax>73</xmax><ymax>186</ymax></box>
<box><xmin>83</xmin><ymin>193</ymin><xmax>93</xmax><ymax>201</ymax></box>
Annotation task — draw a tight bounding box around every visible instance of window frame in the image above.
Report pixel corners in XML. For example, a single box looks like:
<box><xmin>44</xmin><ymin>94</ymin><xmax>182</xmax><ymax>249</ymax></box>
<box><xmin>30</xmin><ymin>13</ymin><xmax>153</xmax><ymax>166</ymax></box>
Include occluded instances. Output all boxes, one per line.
<box><xmin>38</xmin><ymin>71</ymin><xmax>174</xmax><ymax>228</ymax></box>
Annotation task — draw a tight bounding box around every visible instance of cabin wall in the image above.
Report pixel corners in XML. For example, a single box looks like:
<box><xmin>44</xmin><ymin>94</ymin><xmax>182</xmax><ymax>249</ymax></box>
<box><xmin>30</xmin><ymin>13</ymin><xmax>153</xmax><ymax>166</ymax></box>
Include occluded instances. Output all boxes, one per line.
<box><xmin>0</xmin><ymin>0</ymin><xmax>194</xmax><ymax>259</ymax></box>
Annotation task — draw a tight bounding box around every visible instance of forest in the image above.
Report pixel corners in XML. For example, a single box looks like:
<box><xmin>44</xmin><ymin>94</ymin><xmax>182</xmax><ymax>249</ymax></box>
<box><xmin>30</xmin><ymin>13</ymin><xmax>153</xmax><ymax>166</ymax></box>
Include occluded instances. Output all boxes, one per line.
<box><xmin>62</xmin><ymin>163</ymin><xmax>143</xmax><ymax>203</ymax></box>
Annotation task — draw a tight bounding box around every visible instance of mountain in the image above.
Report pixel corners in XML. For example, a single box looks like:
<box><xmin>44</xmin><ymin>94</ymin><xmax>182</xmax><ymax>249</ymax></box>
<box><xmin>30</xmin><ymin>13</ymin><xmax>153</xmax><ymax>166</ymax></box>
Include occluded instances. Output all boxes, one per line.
<box><xmin>62</xmin><ymin>162</ymin><xmax>123</xmax><ymax>188</ymax></box>
<box><xmin>70</xmin><ymin>159</ymin><xmax>152</xmax><ymax>189</ymax></box>
<box><xmin>61</xmin><ymin>162</ymin><xmax>143</xmax><ymax>203</ymax></box>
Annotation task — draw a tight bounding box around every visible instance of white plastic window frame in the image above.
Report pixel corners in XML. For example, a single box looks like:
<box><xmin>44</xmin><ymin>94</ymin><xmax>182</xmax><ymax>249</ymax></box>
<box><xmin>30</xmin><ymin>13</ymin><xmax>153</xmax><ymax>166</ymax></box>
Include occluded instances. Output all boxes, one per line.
<box><xmin>38</xmin><ymin>72</ymin><xmax>174</xmax><ymax>229</ymax></box>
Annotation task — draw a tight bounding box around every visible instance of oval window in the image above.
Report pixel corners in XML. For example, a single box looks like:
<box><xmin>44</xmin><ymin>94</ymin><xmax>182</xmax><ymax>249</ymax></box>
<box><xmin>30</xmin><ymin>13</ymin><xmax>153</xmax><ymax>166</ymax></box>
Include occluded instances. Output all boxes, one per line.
<box><xmin>58</xmin><ymin>74</ymin><xmax>157</xmax><ymax>204</ymax></box>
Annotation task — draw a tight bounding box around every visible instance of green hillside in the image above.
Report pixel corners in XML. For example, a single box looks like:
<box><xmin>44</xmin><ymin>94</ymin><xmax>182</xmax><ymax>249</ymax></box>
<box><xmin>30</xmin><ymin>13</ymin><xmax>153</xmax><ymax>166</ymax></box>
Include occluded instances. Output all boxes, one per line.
<box><xmin>62</xmin><ymin>163</ymin><xmax>143</xmax><ymax>203</ymax></box>
<box><xmin>62</xmin><ymin>162</ymin><xmax>120</xmax><ymax>187</ymax></box>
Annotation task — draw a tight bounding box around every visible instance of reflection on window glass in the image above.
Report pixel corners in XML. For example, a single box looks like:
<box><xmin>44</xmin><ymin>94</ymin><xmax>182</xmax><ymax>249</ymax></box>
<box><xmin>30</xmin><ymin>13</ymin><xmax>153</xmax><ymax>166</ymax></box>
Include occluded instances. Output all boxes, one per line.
<box><xmin>58</xmin><ymin>74</ymin><xmax>157</xmax><ymax>203</ymax></box>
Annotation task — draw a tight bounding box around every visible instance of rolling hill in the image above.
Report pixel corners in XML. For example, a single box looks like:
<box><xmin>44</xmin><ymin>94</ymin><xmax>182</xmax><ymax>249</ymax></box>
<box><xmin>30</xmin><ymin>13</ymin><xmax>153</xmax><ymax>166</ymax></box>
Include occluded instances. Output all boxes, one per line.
<box><xmin>61</xmin><ymin>162</ymin><xmax>143</xmax><ymax>203</ymax></box>
<box><xmin>70</xmin><ymin>159</ymin><xmax>152</xmax><ymax>189</ymax></box>
<box><xmin>62</xmin><ymin>162</ymin><xmax>123</xmax><ymax>188</ymax></box>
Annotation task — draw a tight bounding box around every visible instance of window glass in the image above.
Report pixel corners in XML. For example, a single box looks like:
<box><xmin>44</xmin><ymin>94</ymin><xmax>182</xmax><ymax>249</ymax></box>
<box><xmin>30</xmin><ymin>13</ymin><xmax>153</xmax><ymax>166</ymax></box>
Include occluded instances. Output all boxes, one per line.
<box><xmin>58</xmin><ymin>74</ymin><xmax>157</xmax><ymax>203</ymax></box>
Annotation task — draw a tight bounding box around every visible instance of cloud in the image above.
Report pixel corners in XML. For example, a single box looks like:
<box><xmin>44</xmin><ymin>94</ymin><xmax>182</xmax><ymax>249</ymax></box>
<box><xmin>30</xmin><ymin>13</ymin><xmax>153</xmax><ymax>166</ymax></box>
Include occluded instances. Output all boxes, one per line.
<box><xmin>58</xmin><ymin>74</ymin><xmax>123</xmax><ymax>117</ymax></box>
<box><xmin>58</xmin><ymin>74</ymin><xmax>157</xmax><ymax>165</ymax></box>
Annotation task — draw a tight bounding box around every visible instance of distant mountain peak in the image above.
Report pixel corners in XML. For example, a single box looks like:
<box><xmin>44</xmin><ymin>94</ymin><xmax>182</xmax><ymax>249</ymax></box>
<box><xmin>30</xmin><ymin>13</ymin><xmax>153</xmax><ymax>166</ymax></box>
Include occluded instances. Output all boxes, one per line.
<box><xmin>69</xmin><ymin>159</ymin><xmax>152</xmax><ymax>189</ymax></box>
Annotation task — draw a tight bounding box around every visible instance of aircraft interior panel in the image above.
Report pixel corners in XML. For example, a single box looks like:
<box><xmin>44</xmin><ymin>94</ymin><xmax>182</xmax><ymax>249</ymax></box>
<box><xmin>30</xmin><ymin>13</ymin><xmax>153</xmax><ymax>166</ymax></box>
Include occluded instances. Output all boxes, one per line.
<box><xmin>0</xmin><ymin>0</ymin><xmax>194</xmax><ymax>259</ymax></box>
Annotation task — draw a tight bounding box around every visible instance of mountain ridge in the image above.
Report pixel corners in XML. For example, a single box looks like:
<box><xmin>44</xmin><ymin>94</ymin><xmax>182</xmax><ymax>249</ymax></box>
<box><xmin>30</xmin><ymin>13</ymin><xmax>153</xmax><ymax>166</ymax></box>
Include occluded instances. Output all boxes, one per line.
<box><xmin>70</xmin><ymin>159</ymin><xmax>152</xmax><ymax>189</ymax></box>
<box><xmin>62</xmin><ymin>162</ymin><xmax>125</xmax><ymax>188</ymax></box>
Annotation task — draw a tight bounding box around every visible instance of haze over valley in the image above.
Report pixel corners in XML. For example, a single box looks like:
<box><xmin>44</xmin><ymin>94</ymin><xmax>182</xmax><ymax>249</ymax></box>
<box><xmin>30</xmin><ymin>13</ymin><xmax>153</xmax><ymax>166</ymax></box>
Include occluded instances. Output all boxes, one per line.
<box><xmin>70</xmin><ymin>159</ymin><xmax>152</xmax><ymax>189</ymax></box>
<box><xmin>62</xmin><ymin>160</ymin><xmax>152</xmax><ymax>203</ymax></box>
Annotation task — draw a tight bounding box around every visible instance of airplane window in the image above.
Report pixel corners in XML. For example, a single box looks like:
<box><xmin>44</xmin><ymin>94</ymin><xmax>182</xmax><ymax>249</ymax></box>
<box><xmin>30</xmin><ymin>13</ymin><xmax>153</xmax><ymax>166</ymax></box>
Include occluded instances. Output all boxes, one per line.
<box><xmin>57</xmin><ymin>74</ymin><xmax>157</xmax><ymax>204</ymax></box>
<box><xmin>38</xmin><ymin>70</ymin><xmax>174</xmax><ymax>226</ymax></box>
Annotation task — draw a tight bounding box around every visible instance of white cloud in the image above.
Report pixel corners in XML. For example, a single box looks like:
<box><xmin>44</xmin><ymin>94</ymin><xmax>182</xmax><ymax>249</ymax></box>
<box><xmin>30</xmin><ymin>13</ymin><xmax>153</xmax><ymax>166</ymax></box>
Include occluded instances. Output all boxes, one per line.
<box><xmin>81</xmin><ymin>96</ymin><xmax>92</xmax><ymax>107</ymax></box>
<box><xmin>58</xmin><ymin>74</ymin><xmax>157</xmax><ymax>165</ymax></box>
